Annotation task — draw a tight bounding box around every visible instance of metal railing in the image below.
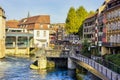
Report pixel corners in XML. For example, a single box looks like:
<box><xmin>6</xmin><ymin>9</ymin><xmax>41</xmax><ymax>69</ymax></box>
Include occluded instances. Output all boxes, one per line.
<box><xmin>70</xmin><ymin>53</ymin><xmax>120</xmax><ymax>80</ymax></box>
<box><xmin>95</xmin><ymin>58</ymin><xmax>120</xmax><ymax>74</ymax></box>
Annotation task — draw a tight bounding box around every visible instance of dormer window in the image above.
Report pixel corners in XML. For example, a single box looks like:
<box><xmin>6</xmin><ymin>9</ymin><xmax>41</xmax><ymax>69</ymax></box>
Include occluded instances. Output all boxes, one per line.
<box><xmin>40</xmin><ymin>24</ymin><xmax>43</xmax><ymax>28</ymax></box>
<box><xmin>48</xmin><ymin>25</ymin><xmax>50</xmax><ymax>28</ymax></box>
<box><xmin>23</xmin><ymin>19</ymin><xmax>27</xmax><ymax>23</ymax></box>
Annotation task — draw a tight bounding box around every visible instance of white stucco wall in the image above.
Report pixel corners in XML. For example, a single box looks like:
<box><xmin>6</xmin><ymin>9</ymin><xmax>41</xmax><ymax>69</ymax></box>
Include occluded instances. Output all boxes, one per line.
<box><xmin>34</xmin><ymin>30</ymin><xmax>49</xmax><ymax>48</ymax></box>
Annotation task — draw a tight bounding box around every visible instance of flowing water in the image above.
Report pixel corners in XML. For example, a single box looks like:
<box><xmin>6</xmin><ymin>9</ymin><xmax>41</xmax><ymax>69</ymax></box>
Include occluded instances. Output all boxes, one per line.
<box><xmin>0</xmin><ymin>56</ymin><xmax>76</xmax><ymax>80</ymax></box>
<box><xmin>0</xmin><ymin>56</ymin><xmax>101</xmax><ymax>80</ymax></box>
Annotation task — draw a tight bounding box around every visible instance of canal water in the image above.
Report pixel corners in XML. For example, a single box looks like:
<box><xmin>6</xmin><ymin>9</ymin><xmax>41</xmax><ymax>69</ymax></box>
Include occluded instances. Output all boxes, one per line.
<box><xmin>0</xmin><ymin>56</ymin><xmax>100</xmax><ymax>80</ymax></box>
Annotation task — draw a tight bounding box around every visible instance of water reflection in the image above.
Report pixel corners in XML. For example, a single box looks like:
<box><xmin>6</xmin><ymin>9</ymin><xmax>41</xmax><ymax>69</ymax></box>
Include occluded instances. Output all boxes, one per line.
<box><xmin>46</xmin><ymin>68</ymin><xmax>76</xmax><ymax>80</ymax></box>
<box><xmin>38</xmin><ymin>69</ymin><xmax>47</xmax><ymax>79</ymax></box>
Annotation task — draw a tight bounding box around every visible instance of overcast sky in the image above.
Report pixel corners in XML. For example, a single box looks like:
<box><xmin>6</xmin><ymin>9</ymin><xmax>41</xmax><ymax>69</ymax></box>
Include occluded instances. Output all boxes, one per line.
<box><xmin>0</xmin><ymin>0</ymin><xmax>104</xmax><ymax>23</ymax></box>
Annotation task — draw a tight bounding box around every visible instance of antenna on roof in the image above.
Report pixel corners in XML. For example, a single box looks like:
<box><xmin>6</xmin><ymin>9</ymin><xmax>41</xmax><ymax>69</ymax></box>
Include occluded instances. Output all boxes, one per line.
<box><xmin>27</xmin><ymin>11</ymin><xmax>30</xmax><ymax>18</ymax></box>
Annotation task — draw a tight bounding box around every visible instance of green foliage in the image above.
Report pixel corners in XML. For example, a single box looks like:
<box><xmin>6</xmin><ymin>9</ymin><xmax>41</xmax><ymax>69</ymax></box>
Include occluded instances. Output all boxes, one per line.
<box><xmin>81</xmin><ymin>39</ymin><xmax>91</xmax><ymax>57</ymax></box>
<box><xmin>76</xmin><ymin>6</ymin><xmax>88</xmax><ymax>26</ymax></box>
<box><xmin>78</xmin><ymin>25</ymin><xmax>83</xmax><ymax>38</ymax></box>
<box><xmin>105</xmin><ymin>54</ymin><xmax>120</xmax><ymax>66</ymax></box>
<box><xmin>65</xmin><ymin>7</ymin><xmax>79</xmax><ymax>34</ymax></box>
<box><xmin>88</xmin><ymin>11</ymin><xmax>95</xmax><ymax>16</ymax></box>
<box><xmin>65</xmin><ymin>6</ymin><xmax>88</xmax><ymax>35</ymax></box>
<box><xmin>76</xmin><ymin>6</ymin><xmax>88</xmax><ymax>38</ymax></box>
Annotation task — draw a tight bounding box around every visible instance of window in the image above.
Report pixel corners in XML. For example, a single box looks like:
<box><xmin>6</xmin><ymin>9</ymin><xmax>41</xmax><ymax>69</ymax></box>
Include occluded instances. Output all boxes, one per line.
<box><xmin>44</xmin><ymin>31</ymin><xmax>46</xmax><ymax>37</ymax></box>
<box><xmin>40</xmin><ymin>24</ymin><xmax>43</xmax><ymax>28</ymax></box>
<box><xmin>23</xmin><ymin>19</ymin><xmax>27</xmax><ymax>23</ymax></box>
<box><xmin>42</xmin><ymin>44</ymin><xmax>45</xmax><ymax>48</ymax></box>
<box><xmin>48</xmin><ymin>25</ymin><xmax>50</xmax><ymax>28</ymax></box>
<box><xmin>37</xmin><ymin>31</ymin><xmax>40</xmax><ymax>37</ymax></box>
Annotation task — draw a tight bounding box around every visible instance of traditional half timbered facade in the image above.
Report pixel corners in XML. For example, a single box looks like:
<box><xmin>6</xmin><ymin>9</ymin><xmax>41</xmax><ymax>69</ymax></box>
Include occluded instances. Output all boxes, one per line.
<box><xmin>104</xmin><ymin>0</ymin><xmax>120</xmax><ymax>54</ymax></box>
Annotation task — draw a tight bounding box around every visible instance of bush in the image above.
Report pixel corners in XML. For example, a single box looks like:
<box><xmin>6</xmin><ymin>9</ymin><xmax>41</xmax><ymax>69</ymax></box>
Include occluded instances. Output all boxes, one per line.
<box><xmin>81</xmin><ymin>39</ymin><xmax>91</xmax><ymax>58</ymax></box>
<box><xmin>105</xmin><ymin>54</ymin><xmax>120</xmax><ymax>66</ymax></box>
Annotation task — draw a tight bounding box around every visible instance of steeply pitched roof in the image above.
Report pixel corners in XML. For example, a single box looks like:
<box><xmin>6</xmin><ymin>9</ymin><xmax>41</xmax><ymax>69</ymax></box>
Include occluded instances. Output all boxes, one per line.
<box><xmin>18</xmin><ymin>15</ymin><xmax>50</xmax><ymax>25</ymax></box>
<box><xmin>6</xmin><ymin>20</ymin><xmax>19</xmax><ymax>28</ymax></box>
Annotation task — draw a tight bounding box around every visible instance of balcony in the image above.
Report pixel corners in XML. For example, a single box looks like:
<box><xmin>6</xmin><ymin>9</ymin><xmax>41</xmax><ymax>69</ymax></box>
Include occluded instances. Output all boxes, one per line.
<box><xmin>102</xmin><ymin>42</ymin><xmax>111</xmax><ymax>47</ymax></box>
<box><xmin>107</xmin><ymin>0</ymin><xmax>120</xmax><ymax>11</ymax></box>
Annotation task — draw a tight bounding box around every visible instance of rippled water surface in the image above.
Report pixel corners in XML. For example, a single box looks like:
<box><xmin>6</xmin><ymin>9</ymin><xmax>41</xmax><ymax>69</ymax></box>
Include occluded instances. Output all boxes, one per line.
<box><xmin>0</xmin><ymin>56</ymin><xmax>76</xmax><ymax>80</ymax></box>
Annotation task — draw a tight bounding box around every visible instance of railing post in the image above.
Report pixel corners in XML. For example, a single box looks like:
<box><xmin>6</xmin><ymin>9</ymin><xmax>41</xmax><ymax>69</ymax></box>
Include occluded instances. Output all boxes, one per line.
<box><xmin>87</xmin><ymin>58</ymin><xmax>89</xmax><ymax>64</ymax></box>
<box><xmin>101</xmin><ymin>65</ymin><xmax>103</xmax><ymax>73</ymax></box>
<box><xmin>88</xmin><ymin>58</ymin><xmax>89</xmax><ymax>65</ymax></box>
<box><xmin>110</xmin><ymin>72</ymin><xmax>112</xmax><ymax>80</ymax></box>
<box><xmin>116</xmin><ymin>75</ymin><xmax>118</xmax><ymax>80</ymax></box>
<box><xmin>97</xmin><ymin>63</ymin><xmax>99</xmax><ymax>71</ymax></box>
<box><xmin>106</xmin><ymin>68</ymin><xmax>107</xmax><ymax>77</ymax></box>
<box><xmin>91</xmin><ymin>60</ymin><xmax>92</xmax><ymax>66</ymax></box>
<box><xmin>94</xmin><ymin>61</ymin><xmax>95</xmax><ymax>68</ymax></box>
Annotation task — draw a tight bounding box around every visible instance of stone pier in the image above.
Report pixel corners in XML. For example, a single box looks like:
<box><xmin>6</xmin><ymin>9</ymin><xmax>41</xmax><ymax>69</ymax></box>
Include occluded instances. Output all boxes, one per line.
<box><xmin>68</xmin><ymin>58</ymin><xmax>76</xmax><ymax>69</ymax></box>
<box><xmin>38</xmin><ymin>56</ymin><xmax>47</xmax><ymax>69</ymax></box>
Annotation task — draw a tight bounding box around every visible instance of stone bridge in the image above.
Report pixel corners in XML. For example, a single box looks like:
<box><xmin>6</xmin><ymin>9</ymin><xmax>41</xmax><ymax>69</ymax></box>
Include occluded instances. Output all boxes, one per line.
<box><xmin>35</xmin><ymin>48</ymin><xmax>120</xmax><ymax>80</ymax></box>
<box><xmin>35</xmin><ymin>48</ymin><xmax>69</xmax><ymax>58</ymax></box>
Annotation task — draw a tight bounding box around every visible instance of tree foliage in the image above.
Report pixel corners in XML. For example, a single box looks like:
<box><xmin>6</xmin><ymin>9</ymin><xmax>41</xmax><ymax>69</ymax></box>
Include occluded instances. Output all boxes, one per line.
<box><xmin>81</xmin><ymin>39</ymin><xmax>91</xmax><ymax>57</ymax></box>
<box><xmin>105</xmin><ymin>54</ymin><xmax>120</xmax><ymax>66</ymax></box>
<box><xmin>76</xmin><ymin>6</ymin><xmax>88</xmax><ymax>27</ymax></box>
<box><xmin>65</xmin><ymin>6</ymin><xmax>89</xmax><ymax>37</ymax></box>
<box><xmin>88</xmin><ymin>11</ymin><xmax>95</xmax><ymax>16</ymax></box>
<box><xmin>65</xmin><ymin>7</ymin><xmax>79</xmax><ymax>34</ymax></box>
<box><xmin>76</xmin><ymin>6</ymin><xmax>88</xmax><ymax>38</ymax></box>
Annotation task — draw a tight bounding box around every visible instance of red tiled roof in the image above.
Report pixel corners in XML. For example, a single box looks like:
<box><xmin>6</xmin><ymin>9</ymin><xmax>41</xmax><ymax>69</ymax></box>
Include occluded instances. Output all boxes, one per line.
<box><xmin>18</xmin><ymin>15</ymin><xmax>50</xmax><ymax>25</ymax></box>
<box><xmin>6</xmin><ymin>20</ymin><xmax>19</xmax><ymax>28</ymax></box>
<box><xmin>18</xmin><ymin>15</ymin><xmax>50</xmax><ymax>30</ymax></box>
<box><xmin>85</xmin><ymin>13</ymin><xmax>97</xmax><ymax>20</ymax></box>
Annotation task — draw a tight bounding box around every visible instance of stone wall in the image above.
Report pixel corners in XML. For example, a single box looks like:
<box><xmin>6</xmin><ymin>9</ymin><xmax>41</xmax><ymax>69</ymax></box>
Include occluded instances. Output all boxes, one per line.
<box><xmin>68</xmin><ymin>58</ymin><xmax>76</xmax><ymax>69</ymax></box>
<box><xmin>38</xmin><ymin>56</ymin><xmax>47</xmax><ymax>69</ymax></box>
<box><xmin>0</xmin><ymin>7</ymin><xmax>6</xmax><ymax>58</ymax></box>
<box><xmin>0</xmin><ymin>40</ymin><xmax>5</xmax><ymax>58</ymax></box>
<box><xmin>5</xmin><ymin>47</ymin><xmax>30</xmax><ymax>55</ymax></box>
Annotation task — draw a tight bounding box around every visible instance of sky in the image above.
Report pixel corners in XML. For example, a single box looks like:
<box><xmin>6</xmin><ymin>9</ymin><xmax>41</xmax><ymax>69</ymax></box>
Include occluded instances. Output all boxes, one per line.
<box><xmin>0</xmin><ymin>0</ymin><xmax>104</xmax><ymax>23</ymax></box>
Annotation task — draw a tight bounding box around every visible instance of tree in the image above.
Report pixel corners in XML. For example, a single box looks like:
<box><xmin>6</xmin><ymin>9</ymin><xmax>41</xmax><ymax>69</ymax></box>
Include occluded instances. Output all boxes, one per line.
<box><xmin>76</xmin><ymin>6</ymin><xmax>88</xmax><ymax>38</ymax></box>
<box><xmin>65</xmin><ymin>7</ymin><xmax>79</xmax><ymax>34</ymax></box>
<box><xmin>88</xmin><ymin>11</ymin><xmax>95</xmax><ymax>16</ymax></box>
<box><xmin>81</xmin><ymin>39</ymin><xmax>91</xmax><ymax>57</ymax></box>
